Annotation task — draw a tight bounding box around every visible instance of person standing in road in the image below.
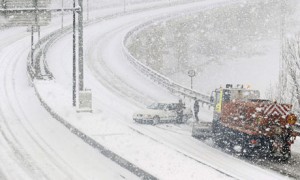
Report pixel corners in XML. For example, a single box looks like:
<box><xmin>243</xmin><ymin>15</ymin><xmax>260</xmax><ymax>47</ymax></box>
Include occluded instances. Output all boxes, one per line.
<box><xmin>194</xmin><ymin>98</ymin><xmax>199</xmax><ymax>122</ymax></box>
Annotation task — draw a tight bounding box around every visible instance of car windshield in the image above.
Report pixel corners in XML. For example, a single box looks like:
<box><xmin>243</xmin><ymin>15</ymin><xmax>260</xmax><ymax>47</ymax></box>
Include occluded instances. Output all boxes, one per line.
<box><xmin>147</xmin><ymin>103</ymin><xmax>177</xmax><ymax>110</ymax></box>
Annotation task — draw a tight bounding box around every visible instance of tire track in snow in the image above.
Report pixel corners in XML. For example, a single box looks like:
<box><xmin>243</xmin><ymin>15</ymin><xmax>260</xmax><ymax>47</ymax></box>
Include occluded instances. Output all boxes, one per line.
<box><xmin>82</xmin><ymin>8</ymin><xmax>239</xmax><ymax>179</ymax></box>
<box><xmin>0</xmin><ymin>42</ymin><xmax>50</xmax><ymax>179</ymax></box>
<box><xmin>82</xmin><ymin>2</ymin><xmax>292</xmax><ymax>179</ymax></box>
<box><xmin>86</xmin><ymin>21</ymin><xmax>159</xmax><ymax>107</ymax></box>
<box><xmin>37</xmin><ymin>0</ymin><xmax>286</xmax><ymax>179</ymax></box>
<box><xmin>0</xmin><ymin>36</ymin><xmax>83</xmax><ymax>179</ymax></box>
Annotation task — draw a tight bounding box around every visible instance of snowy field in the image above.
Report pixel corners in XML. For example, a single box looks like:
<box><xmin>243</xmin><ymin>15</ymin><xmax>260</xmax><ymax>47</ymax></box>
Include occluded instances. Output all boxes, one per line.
<box><xmin>0</xmin><ymin>0</ymin><xmax>299</xmax><ymax>179</ymax></box>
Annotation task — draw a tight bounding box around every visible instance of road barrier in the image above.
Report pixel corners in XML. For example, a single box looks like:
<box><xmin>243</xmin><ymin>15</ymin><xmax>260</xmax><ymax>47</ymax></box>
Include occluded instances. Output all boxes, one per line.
<box><xmin>121</xmin><ymin>0</ymin><xmax>241</xmax><ymax>108</ymax></box>
<box><xmin>122</xmin><ymin>17</ymin><xmax>213</xmax><ymax>108</ymax></box>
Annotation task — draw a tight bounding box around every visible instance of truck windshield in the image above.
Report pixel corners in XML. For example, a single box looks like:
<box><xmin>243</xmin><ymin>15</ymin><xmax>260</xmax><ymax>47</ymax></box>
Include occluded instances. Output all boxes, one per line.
<box><xmin>229</xmin><ymin>90</ymin><xmax>260</xmax><ymax>100</ymax></box>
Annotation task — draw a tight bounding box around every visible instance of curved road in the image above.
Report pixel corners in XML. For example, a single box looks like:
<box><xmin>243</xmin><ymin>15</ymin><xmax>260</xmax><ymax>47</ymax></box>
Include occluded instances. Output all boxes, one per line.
<box><xmin>42</xmin><ymin>0</ymin><xmax>287</xmax><ymax>179</ymax></box>
<box><xmin>0</xmin><ymin>7</ymin><xmax>142</xmax><ymax>180</ymax></box>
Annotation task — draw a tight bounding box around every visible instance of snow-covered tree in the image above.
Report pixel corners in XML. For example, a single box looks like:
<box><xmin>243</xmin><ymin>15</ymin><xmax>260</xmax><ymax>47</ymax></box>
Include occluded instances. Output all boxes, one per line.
<box><xmin>283</xmin><ymin>33</ymin><xmax>300</xmax><ymax>109</ymax></box>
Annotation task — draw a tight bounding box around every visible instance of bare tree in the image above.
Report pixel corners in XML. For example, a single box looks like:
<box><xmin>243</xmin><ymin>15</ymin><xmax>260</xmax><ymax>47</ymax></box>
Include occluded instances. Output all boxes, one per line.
<box><xmin>283</xmin><ymin>33</ymin><xmax>300</xmax><ymax>109</ymax></box>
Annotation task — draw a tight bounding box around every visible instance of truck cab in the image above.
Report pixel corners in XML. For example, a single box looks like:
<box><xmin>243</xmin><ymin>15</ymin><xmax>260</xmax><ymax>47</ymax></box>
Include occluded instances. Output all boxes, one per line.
<box><xmin>211</xmin><ymin>84</ymin><xmax>260</xmax><ymax>132</ymax></box>
<box><xmin>193</xmin><ymin>84</ymin><xmax>298</xmax><ymax>160</ymax></box>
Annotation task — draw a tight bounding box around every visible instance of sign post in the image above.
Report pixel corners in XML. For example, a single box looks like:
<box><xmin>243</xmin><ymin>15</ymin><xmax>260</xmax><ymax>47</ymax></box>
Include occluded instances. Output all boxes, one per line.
<box><xmin>188</xmin><ymin>70</ymin><xmax>196</xmax><ymax>90</ymax></box>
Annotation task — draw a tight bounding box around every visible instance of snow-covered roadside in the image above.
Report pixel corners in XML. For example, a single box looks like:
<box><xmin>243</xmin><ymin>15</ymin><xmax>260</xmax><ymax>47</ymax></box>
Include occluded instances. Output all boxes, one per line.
<box><xmin>0</xmin><ymin>1</ymin><xmax>189</xmax><ymax>179</ymax></box>
<box><xmin>0</xmin><ymin>28</ymin><xmax>139</xmax><ymax>180</ymax></box>
<box><xmin>122</xmin><ymin>0</ymin><xmax>300</xmax><ymax>175</ymax></box>
<box><xmin>35</xmin><ymin>0</ymin><xmax>286</xmax><ymax>179</ymax></box>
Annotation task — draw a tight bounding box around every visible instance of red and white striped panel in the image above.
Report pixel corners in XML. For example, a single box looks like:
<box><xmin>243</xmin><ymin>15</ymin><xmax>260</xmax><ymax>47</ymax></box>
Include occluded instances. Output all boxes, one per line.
<box><xmin>263</xmin><ymin>104</ymin><xmax>291</xmax><ymax>116</ymax></box>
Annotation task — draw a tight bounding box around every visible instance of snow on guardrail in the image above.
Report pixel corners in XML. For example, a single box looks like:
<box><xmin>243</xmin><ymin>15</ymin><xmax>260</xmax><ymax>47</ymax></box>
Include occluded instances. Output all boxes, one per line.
<box><xmin>121</xmin><ymin>0</ymin><xmax>243</xmax><ymax>107</ymax></box>
<box><xmin>122</xmin><ymin>16</ymin><xmax>213</xmax><ymax>107</ymax></box>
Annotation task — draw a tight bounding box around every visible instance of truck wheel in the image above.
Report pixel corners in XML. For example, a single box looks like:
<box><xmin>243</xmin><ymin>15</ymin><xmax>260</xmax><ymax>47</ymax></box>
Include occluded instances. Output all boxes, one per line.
<box><xmin>280</xmin><ymin>151</ymin><xmax>291</xmax><ymax>162</ymax></box>
<box><xmin>152</xmin><ymin>116</ymin><xmax>160</xmax><ymax>125</ymax></box>
<box><xmin>280</xmin><ymin>145</ymin><xmax>291</xmax><ymax>162</ymax></box>
<box><xmin>240</xmin><ymin>143</ymin><xmax>251</xmax><ymax>157</ymax></box>
<box><xmin>214</xmin><ymin>135</ymin><xmax>225</xmax><ymax>148</ymax></box>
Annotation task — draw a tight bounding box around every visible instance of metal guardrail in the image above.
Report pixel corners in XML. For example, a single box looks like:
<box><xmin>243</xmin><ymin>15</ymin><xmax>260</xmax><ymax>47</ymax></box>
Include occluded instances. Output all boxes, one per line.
<box><xmin>121</xmin><ymin>0</ymin><xmax>243</xmax><ymax>108</ymax></box>
<box><xmin>122</xmin><ymin>18</ymin><xmax>213</xmax><ymax>108</ymax></box>
<box><xmin>27</xmin><ymin>28</ymin><xmax>65</xmax><ymax>81</ymax></box>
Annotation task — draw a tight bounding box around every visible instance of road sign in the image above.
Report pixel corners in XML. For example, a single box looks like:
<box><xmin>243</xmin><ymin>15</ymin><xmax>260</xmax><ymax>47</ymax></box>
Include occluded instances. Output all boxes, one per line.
<box><xmin>0</xmin><ymin>0</ymin><xmax>51</xmax><ymax>26</ymax></box>
<box><xmin>188</xmin><ymin>69</ymin><xmax>196</xmax><ymax>77</ymax></box>
<box><xmin>1</xmin><ymin>11</ymin><xmax>51</xmax><ymax>26</ymax></box>
<box><xmin>188</xmin><ymin>69</ymin><xmax>196</xmax><ymax>89</ymax></box>
<box><xmin>2</xmin><ymin>0</ymin><xmax>51</xmax><ymax>9</ymax></box>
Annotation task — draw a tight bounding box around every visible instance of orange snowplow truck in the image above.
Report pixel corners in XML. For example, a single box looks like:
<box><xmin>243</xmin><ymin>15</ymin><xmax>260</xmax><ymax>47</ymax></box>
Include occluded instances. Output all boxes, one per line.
<box><xmin>211</xmin><ymin>84</ymin><xmax>298</xmax><ymax>160</ymax></box>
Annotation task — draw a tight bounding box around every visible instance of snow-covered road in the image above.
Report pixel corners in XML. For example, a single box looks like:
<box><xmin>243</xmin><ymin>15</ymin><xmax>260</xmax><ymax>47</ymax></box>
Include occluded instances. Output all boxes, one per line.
<box><xmin>0</xmin><ymin>28</ymin><xmax>141</xmax><ymax>180</ymax></box>
<box><xmin>0</xmin><ymin>2</ymin><xmax>177</xmax><ymax>180</ymax></box>
<box><xmin>34</xmin><ymin>0</ymin><xmax>288</xmax><ymax>179</ymax></box>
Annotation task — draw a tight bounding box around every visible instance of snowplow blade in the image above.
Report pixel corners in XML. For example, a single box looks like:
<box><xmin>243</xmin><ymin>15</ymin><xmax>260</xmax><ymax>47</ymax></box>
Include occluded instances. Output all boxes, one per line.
<box><xmin>192</xmin><ymin>122</ymin><xmax>213</xmax><ymax>139</ymax></box>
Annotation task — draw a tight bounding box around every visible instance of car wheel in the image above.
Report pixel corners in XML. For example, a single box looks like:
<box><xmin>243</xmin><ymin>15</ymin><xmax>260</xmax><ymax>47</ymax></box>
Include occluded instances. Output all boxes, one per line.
<box><xmin>152</xmin><ymin>116</ymin><xmax>160</xmax><ymax>125</ymax></box>
<box><xmin>183</xmin><ymin>115</ymin><xmax>189</xmax><ymax>123</ymax></box>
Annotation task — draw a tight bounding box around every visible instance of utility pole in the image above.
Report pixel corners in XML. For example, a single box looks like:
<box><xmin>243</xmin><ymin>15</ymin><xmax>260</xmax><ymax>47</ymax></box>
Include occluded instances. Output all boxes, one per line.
<box><xmin>78</xmin><ymin>0</ymin><xmax>84</xmax><ymax>91</ymax></box>
<box><xmin>72</xmin><ymin>0</ymin><xmax>76</xmax><ymax>106</ymax></box>
<box><xmin>77</xmin><ymin>0</ymin><xmax>92</xmax><ymax>112</ymax></box>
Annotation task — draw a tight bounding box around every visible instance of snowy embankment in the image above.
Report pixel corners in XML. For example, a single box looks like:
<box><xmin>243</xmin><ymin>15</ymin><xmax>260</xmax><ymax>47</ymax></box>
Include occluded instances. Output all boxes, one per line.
<box><xmin>33</xmin><ymin>0</ymin><xmax>286</xmax><ymax>179</ymax></box>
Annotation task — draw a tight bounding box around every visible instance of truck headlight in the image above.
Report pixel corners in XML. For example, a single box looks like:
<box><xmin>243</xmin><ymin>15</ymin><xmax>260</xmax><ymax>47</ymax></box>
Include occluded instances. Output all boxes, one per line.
<box><xmin>286</xmin><ymin>114</ymin><xmax>297</xmax><ymax>125</ymax></box>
